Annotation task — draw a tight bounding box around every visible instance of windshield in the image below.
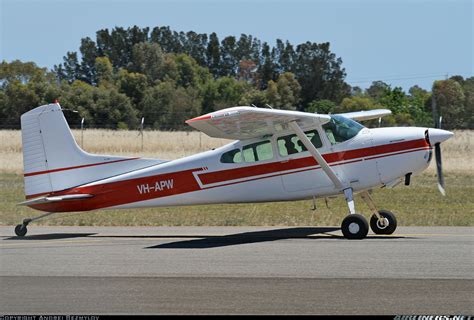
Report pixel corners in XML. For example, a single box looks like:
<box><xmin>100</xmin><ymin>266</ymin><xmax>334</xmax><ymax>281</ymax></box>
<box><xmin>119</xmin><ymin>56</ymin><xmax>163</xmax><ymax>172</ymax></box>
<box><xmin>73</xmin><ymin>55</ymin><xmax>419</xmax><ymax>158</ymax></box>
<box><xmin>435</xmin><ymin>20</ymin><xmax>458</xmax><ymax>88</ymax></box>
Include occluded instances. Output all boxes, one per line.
<box><xmin>322</xmin><ymin>115</ymin><xmax>365</xmax><ymax>145</ymax></box>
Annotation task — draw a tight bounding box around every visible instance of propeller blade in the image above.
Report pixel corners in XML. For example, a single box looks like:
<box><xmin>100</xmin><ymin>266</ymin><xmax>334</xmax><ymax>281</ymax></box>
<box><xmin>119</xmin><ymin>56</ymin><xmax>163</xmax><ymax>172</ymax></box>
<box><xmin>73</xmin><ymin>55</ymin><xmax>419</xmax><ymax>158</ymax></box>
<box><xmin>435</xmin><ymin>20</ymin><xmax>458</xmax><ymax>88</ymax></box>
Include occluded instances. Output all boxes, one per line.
<box><xmin>434</xmin><ymin>142</ymin><xmax>445</xmax><ymax>196</ymax></box>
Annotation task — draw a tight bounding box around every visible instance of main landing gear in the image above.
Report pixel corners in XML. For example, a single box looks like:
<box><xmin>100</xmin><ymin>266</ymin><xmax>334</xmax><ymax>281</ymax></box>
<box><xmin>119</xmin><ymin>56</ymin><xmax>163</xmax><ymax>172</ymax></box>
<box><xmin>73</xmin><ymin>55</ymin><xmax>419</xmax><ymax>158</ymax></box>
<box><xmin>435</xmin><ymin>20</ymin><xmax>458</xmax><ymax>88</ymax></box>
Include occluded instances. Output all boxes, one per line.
<box><xmin>14</xmin><ymin>212</ymin><xmax>56</xmax><ymax>237</ymax></box>
<box><xmin>340</xmin><ymin>188</ymin><xmax>397</xmax><ymax>239</ymax></box>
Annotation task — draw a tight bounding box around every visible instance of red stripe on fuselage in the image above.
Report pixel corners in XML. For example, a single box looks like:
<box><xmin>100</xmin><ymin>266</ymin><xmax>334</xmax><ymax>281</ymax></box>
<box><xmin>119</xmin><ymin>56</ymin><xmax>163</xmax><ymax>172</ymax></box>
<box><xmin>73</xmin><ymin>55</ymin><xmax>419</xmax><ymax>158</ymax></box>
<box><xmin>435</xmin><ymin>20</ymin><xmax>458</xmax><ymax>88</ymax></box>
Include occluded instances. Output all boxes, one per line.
<box><xmin>24</xmin><ymin>158</ymin><xmax>140</xmax><ymax>177</ymax></box>
<box><xmin>27</xmin><ymin>139</ymin><xmax>430</xmax><ymax>212</ymax></box>
<box><xmin>29</xmin><ymin>168</ymin><xmax>203</xmax><ymax>212</ymax></box>
<box><xmin>197</xmin><ymin>138</ymin><xmax>428</xmax><ymax>185</ymax></box>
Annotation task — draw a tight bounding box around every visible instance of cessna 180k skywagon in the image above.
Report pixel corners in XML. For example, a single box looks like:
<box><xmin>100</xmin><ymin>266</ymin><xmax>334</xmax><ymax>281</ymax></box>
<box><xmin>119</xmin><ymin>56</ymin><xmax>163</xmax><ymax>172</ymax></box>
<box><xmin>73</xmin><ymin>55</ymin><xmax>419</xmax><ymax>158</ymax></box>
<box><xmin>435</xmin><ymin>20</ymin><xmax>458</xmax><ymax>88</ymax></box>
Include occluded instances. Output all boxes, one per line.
<box><xmin>15</xmin><ymin>103</ymin><xmax>453</xmax><ymax>239</ymax></box>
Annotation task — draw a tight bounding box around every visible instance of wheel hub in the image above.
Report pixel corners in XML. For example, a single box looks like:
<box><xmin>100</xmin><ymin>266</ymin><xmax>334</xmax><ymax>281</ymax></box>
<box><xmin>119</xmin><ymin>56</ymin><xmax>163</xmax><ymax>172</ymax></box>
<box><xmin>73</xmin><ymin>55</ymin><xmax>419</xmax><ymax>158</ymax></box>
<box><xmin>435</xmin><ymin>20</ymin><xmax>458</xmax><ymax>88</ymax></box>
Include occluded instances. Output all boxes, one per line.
<box><xmin>348</xmin><ymin>222</ymin><xmax>360</xmax><ymax>234</ymax></box>
<box><xmin>377</xmin><ymin>218</ymin><xmax>389</xmax><ymax>229</ymax></box>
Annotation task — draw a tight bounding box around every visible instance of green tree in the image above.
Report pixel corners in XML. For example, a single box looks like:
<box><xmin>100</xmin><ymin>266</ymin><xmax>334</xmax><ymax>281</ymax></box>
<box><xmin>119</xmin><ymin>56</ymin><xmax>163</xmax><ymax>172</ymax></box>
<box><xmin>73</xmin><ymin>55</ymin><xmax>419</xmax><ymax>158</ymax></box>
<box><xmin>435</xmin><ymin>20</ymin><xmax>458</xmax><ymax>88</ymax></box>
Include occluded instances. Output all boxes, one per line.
<box><xmin>0</xmin><ymin>61</ymin><xmax>61</xmax><ymax>127</ymax></box>
<box><xmin>461</xmin><ymin>77</ymin><xmax>474</xmax><ymax>129</ymax></box>
<box><xmin>257</xmin><ymin>42</ymin><xmax>277</xmax><ymax>89</ymax></box>
<box><xmin>173</xmin><ymin>54</ymin><xmax>211</xmax><ymax>88</ymax></box>
<box><xmin>292</xmin><ymin>42</ymin><xmax>347</xmax><ymax>106</ymax></box>
<box><xmin>432</xmin><ymin>79</ymin><xmax>465</xmax><ymax>129</ymax></box>
<box><xmin>239</xmin><ymin>89</ymin><xmax>268</xmax><ymax>107</ymax></box>
<box><xmin>55</xmin><ymin>52</ymin><xmax>80</xmax><ymax>83</ymax></box>
<box><xmin>306</xmin><ymin>99</ymin><xmax>336</xmax><ymax>114</ymax></box>
<box><xmin>206</xmin><ymin>32</ymin><xmax>221</xmax><ymax>77</ymax></box>
<box><xmin>60</xmin><ymin>80</ymin><xmax>137</xmax><ymax>129</ymax></box>
<box><xmin>95</xmin><ymin>57</ymin><xmax>113</xmax><ymax>85</ymax></box>
<box><xmin>79</xmin><ymin>37</ymin><xmax>98</xmax><ymax>84</ymax></box>
<box><xmin>201</xmin><ymin>77</ymin><xmax>249</xmax><ymax>112</ymax></box>
<box><xmin>140</xmin><ymin>81</ymin><xmax>201</xmax><ymax>129</ymax></box>
<box><xmin>407</xmin><ymin>85</ymin><xmax>432</xmax><ymax>126</ymax></box>
<box><xmin>265</xmin><ymin>72</ymin><xmax>301</xmax><ymax>110</ymax></box>
<box><xmin>366</xmin><ymin>81</ymin><xmax>390</xmax><ymax>101</ymax></box>
<box><xmin>220</xmin><ymin>36</ymin><xmax>238</xmax><ymax>77</ymax></box>
<box><xmin>116</xmin><ymin>69</ymin><xmax>148</xmax><ymax>106</ymax></box>
<box><xmin>130</xmin><ymin>42</ymin><xmax>165</xmax><ymax>82</ymax></box>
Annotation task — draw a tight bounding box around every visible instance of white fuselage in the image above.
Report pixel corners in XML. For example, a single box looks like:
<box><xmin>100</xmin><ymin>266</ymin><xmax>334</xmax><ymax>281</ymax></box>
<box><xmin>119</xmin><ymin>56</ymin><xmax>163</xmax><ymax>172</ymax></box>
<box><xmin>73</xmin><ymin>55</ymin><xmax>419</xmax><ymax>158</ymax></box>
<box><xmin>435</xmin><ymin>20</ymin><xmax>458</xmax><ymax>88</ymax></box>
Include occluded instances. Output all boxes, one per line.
<box><xmin>32</xmin><ymin>125</ymin><xmax>432</xmax><ymax>213</ymax></box>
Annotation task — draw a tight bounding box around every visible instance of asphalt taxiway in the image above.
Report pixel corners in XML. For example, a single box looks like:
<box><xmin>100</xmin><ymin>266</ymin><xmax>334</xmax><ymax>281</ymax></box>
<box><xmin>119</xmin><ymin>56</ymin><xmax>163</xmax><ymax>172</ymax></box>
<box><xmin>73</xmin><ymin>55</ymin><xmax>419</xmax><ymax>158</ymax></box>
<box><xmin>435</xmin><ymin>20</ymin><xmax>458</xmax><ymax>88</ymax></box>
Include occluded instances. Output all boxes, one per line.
<box><xmin>1</xmin><ymin>226</ymin><xmax>473</xmax><ymax>314</ymax></box>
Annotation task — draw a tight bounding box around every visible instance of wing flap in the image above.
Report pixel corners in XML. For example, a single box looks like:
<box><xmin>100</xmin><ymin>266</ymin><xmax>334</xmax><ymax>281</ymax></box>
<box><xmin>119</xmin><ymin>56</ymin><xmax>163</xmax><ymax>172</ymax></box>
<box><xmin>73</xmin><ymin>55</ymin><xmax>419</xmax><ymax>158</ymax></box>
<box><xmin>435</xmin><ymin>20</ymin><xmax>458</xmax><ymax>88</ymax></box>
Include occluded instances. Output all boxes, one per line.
<box><xmin>186</xmin><ymin>106</ymin><xmax>330</xmax><ymax>140</ymax></box>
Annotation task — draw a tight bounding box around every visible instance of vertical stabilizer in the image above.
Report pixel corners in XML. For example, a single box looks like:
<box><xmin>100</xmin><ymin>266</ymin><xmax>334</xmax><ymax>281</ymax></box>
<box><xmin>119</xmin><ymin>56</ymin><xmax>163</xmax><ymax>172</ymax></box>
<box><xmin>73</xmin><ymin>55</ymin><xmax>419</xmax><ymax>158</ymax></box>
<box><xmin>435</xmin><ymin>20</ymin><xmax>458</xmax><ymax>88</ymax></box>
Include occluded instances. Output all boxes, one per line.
<box><xmin>21</xmin><ymin>103</ymin><xmax>162</xmax><ymax>198</ymax></box>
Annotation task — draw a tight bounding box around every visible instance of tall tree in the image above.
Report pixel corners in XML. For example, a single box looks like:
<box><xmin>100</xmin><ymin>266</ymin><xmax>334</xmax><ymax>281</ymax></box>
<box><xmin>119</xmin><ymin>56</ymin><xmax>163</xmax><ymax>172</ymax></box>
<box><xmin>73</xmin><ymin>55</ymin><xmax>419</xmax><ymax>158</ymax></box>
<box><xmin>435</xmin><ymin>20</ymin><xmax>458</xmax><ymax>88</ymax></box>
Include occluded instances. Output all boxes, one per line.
<box><xmin>79</xmin><ymin>37</ymin><xmax>98</xmax><ymax>84</ymax></box>
<box><xmin>206</xmin><ymin>32</ymin><xmax>221</xmax><ymax>77</ymax></box>
<box><xmin>366</xmin><ymin>81</ymin><xmax>390</xmax><ymax>101</ymax></box>
<box><xmin>183</xmin><ymin>31</ymin><xmax>208</xmax><ymax>66</ymax></box>
<box><xmin>266</xmin><ymin>72</ymin><xmax>301</xmax><ymax>110</ymax></box>
<box><xmin>432</xmin><ymin>79</ymin><xmax>466</xmax><ymax>129</ymax></box>
<box><xmin>220</xmin><ymin>36</ymin><xmax>238</xmax><ymax>77</ymax></box>
<box><xmin>292</xmin><ymin>42</ymin><xmax>346</xmax><ymax>107</ymax></box>
<box><xmin>257</xmin><ymin>42</ymin><xmax>277</xmax><ymax>89</ymax></box>
<box><xmin>130</xmin><ymin>42</ymin><xmax>165</xmax><ymax>82</ymax></box>
<box><xmin>58</xmin><ymin>52</ymin><xmax>81</xmax><ymax>83</ymax></box>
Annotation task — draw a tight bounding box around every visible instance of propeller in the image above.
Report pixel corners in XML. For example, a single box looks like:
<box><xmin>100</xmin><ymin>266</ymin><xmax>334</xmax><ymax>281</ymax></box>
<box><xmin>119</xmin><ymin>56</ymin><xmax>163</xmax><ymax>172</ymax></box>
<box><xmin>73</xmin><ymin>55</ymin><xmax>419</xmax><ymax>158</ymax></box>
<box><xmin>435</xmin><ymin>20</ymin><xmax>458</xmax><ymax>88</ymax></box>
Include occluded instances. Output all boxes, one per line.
<box><xmin>429</xmin><ymin>116</ymin><xmax>452</xmax><ymax>196</ymax></box>
<box><xmin>434</xmin><ymin>141</ymin><xmax>445</xmax><ymax>196</ymax></box>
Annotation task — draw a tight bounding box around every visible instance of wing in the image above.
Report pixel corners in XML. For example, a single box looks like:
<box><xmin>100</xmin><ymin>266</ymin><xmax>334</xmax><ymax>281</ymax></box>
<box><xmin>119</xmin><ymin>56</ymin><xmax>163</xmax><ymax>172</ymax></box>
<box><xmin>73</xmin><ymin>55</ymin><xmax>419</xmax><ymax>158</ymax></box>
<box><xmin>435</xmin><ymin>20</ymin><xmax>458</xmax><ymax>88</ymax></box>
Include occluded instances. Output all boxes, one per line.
<box><xmin>186</xmin><ymin>106</ymin><xmax>331</xmax><ymax>140</ymax></box>
<box><xmin>336</xmin><ymin>109</ymin><xmax>392</xmax><ymax>121</ymax></box>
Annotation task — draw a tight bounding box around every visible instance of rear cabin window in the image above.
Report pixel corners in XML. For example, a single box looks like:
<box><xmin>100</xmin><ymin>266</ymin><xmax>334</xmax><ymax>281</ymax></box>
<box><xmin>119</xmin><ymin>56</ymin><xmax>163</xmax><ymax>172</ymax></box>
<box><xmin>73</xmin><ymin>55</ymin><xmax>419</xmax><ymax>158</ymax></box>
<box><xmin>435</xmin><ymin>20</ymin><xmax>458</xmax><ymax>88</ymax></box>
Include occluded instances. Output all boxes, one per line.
<box><xmin>220</xmin><ymin>141</ymin><xmax>274</xmax><ymax>164</ymax></box>
<box><xmin>242</xmin><ymin>140</ymin><xmax>273</xmax><ymax>162</ymax></box>
<box><xmin>277</xmin><ymin>130</ymin><xmax>322</xmax><ymax>156</ymax></box>
<box><xmin>220</xmin><ymin>148</ymin><xmax>242</xmax><ymax>163</ymax></box>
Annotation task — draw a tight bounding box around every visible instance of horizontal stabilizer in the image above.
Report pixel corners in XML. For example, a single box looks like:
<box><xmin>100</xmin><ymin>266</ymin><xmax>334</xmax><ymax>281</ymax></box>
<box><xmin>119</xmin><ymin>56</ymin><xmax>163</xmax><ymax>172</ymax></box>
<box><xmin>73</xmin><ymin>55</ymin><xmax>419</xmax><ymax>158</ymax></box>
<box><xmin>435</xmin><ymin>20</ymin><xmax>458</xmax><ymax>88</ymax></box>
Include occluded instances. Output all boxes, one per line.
<box><xmin>18</xmin><ymin>194</ymin><xmax>93</xmax><ymax>206</ymax></box>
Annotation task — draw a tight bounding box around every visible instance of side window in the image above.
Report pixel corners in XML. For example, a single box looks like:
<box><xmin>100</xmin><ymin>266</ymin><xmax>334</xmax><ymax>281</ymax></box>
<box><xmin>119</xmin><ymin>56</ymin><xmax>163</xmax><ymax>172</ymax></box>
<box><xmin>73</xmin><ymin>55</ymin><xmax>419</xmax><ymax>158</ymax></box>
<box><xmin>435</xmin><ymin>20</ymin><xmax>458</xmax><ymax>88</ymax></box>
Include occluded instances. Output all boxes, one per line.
<box><xmin>220</xmin><ymin>148</ymin><xmax>242</xmax><ymax>163</ymax></box>
<box><xmin>277</xmin><ymin>130</ymin><xmax>322</xmax><ymax>156</ymax></box>
<box><xmin>242</xmin><ymin>140</ymin><xmax>273</xmax><ymax>162</ymax></box>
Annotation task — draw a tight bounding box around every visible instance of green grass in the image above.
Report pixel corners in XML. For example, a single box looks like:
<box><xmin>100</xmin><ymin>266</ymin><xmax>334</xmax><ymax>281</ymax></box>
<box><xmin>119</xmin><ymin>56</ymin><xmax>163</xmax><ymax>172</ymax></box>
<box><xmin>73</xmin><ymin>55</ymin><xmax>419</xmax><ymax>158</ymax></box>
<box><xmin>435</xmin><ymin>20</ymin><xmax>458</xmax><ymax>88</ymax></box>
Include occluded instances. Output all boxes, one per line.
<box><xmin>0</xmin><ymin>173</ymin><xmax>473</xmax><ymax>227</ymax></box>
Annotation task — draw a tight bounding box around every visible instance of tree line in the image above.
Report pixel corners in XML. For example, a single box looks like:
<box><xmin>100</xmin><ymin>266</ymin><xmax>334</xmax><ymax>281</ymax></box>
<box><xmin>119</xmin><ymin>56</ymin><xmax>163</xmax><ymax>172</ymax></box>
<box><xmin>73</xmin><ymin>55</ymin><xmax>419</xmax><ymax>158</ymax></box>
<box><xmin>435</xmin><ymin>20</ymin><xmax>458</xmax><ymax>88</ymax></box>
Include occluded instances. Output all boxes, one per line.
<box><xmin>0</xmin><ymin>25</ymin><xmax>472</xmax><ymax>130</ymax></box>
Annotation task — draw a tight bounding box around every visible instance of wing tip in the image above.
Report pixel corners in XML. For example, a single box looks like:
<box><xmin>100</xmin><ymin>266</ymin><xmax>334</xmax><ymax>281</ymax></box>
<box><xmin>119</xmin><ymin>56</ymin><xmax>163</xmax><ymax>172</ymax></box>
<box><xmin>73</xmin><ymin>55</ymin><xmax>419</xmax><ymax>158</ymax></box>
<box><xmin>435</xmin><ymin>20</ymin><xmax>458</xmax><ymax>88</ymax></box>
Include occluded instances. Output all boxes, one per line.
<box><xmin>186</xmin><ymin>114</ymin><xmax>212</xmax><ymax>123</ymax></box>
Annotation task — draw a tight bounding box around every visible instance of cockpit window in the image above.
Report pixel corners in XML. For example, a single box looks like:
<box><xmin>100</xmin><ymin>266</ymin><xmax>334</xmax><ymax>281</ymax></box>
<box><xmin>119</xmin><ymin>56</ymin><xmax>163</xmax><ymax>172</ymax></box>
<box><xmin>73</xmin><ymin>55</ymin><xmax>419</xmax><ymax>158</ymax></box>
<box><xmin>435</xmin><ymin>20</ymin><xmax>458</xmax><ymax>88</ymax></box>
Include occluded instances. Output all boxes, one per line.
<box><xmin>220</xmin><ymin>148</ymin><xmax>242</xmax><ymax>163</ymax></box>
<box><xmin>323</xmin><ymin>115</ymin><xmax>364</xmax><ymax>145</ymax></box>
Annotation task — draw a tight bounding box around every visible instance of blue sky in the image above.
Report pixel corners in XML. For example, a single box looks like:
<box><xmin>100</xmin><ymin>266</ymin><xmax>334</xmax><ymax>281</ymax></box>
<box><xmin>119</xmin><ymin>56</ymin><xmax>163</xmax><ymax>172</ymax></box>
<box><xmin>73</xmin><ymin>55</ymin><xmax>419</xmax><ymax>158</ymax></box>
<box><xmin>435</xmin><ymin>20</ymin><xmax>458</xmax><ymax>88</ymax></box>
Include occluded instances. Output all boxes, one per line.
<box><xmin>1</xmin><ymin>0</ymin><xmax>472</xmax><ymax>90</ymax></box>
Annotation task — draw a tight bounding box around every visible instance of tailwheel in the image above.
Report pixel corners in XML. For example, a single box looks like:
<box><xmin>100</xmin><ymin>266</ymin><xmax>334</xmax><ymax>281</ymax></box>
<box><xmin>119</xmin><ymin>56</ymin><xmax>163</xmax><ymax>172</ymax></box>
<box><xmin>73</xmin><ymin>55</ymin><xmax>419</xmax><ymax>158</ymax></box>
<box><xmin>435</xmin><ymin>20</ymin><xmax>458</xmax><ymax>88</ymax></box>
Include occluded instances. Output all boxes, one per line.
<box><xmin>341</xmin><ymin>214</ymin><xmax>368</xmax><ymax>239</ymax></box>
<box><xmin>15</xmin><ymin>224</ymin><xmax>28</xmax><ymax>237</ymax></box>
<box><xmin>370</xmin><ymin>210</ymin><xmax>397</xmax><ymax>235</ymax></box>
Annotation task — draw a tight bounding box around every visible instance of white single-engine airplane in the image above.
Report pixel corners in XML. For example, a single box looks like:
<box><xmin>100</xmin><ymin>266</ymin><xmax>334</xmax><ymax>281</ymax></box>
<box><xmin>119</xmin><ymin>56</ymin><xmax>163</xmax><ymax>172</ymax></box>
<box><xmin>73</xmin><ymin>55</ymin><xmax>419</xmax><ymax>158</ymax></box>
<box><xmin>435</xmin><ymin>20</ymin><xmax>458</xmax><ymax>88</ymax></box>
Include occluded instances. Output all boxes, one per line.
<box><xmin>14</xmin><ymin>103</ymin><xmax>453</xmax><ymax>239</ymax></box>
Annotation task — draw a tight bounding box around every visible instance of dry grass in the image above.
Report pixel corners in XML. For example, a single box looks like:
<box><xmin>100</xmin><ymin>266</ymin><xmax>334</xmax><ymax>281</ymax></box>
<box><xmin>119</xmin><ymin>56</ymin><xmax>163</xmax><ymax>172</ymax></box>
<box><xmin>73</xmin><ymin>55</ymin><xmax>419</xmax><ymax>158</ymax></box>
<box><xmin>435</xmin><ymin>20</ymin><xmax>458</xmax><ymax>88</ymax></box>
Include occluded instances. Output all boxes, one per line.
<box><xmin>0</xmin><ymin>129</ymin><xmax>472</xmax><ymax>174</ymax></box>
<box><xmin>0</xmin><ymin>129</ymin><xmax>228</xmax><ymax>174</ymax></box>
<box><xmin>0</xmin><ymin>129</ymin><xmax>472</xmax><ymax>227</ymax></box>
<box><xmin>1</xmin><ymin>172</ymin><xmax>472</xmax><ymax>226</ymax></box>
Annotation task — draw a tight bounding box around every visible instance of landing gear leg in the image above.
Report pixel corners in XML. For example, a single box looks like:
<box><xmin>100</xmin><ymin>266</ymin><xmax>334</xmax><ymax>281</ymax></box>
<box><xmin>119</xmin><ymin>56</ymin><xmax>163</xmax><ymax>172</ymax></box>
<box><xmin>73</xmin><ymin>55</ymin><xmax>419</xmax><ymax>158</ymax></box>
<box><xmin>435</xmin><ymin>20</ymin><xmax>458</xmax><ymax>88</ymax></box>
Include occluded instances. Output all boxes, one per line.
<box><xmin>14</xmin><ymin>212</ymin><xmax>56</xmax><ymax>237</ymax></box>
<box><xmin>360</xmin><ymin>191</ymin><xmax>397</xmax><ymax>235</ymax></box>
<box><xmin>341</xmin><ymin>188</ymin><xmax>368</xmax><ymax>239</ymax></box>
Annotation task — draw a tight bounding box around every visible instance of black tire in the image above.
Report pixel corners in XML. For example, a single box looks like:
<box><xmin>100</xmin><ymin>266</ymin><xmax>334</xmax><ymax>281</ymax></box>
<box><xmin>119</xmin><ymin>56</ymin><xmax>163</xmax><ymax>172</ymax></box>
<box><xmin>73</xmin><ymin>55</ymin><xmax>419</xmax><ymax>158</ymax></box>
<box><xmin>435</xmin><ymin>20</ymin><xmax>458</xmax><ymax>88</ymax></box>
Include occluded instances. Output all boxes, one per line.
<box><xmin>341</xmin><ymin>214</ymin><xmax>369</xmax><ymax>239</ymax></box>
<box><xmin>370</xmin><ymin>210</ymin><xmax>397</xmax><ymax>235</ymax></box>
<box><xmin>15</xmin><ymin>224</ymin><xmax>27</xmax><ymax>237</ymax></box>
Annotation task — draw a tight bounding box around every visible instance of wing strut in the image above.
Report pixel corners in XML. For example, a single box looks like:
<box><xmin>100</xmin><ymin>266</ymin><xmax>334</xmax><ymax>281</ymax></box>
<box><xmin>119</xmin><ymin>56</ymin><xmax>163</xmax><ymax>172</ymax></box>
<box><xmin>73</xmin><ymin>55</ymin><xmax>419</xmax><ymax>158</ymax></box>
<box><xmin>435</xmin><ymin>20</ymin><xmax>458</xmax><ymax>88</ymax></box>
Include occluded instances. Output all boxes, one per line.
<box><xmin>288</xmin><ymin>121</ymin><xmax>345</xmax><ymax>190</ymax></box>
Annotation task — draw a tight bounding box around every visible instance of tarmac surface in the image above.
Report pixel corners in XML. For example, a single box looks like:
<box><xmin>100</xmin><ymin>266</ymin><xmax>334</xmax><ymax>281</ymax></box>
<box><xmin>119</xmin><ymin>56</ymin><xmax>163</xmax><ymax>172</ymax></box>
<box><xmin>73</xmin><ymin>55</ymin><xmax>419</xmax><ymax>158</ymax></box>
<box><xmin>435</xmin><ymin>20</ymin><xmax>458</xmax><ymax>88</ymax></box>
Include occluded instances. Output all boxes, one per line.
<box><xmin>0</xmin><ymin>226</ymin><xmax>473</xmax><ymax>314</ymax></box>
